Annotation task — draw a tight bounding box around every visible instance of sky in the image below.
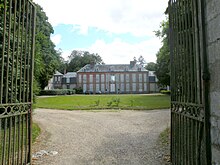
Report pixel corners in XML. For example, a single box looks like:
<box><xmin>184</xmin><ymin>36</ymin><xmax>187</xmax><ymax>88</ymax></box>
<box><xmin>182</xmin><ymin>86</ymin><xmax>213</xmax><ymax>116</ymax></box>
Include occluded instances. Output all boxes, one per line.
<box><xmin>33</xmin><ymin>0</ymin><xmax>168</xmax><ymax>64</ymax></box>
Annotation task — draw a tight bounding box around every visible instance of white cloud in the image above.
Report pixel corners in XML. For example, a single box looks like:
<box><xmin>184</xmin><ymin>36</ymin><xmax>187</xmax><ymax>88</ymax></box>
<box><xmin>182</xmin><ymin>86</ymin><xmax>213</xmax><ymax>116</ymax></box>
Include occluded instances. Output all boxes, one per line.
<box><xmin>87</xmin><ymin>37</ymin><xmax>162</xmax><ymax>64</ymax></box>
<box><xmin>33</xmin><ymin>0</ymin><xmax>168</xmax><ymax>37</ymax></box>
<box><xmin>61</xmin><ymin>50</ymin><xmax>72</xmax><ymax>61</ymax></box>
<box><xmin>51</xmin><ymin>34</ymin><xmax>62</xmax><ymax>45</ymax></box>
<box><xmin>34</xmin><ymin>0</ymin><xmax>167</xmax><ymax>64</ymax></box>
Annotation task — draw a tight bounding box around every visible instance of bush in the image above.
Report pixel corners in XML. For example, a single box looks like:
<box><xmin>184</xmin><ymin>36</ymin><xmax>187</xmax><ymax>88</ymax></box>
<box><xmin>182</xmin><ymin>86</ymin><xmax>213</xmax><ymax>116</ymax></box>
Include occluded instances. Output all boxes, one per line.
<box><xmin>160</xmin><ymin>90</ymin><xmax>171</xmax><ymax>95</ymax></box>
<box><xmin>40</xmin><ymin>89</ymin><xmax>76</xmax><ymax>96</ymax></box>
<box><xmin>74</xmin><ymin>87</ymin><xmax>83</xmax><ymax>94</ymax></box>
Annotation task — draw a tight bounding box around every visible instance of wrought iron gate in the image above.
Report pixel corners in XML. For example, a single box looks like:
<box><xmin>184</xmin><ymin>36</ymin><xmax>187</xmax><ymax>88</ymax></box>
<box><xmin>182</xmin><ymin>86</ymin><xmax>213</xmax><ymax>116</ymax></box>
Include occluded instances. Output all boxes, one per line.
<box><xmin>169</xmin><ymin>0</ymin><xmax>211</xmax><ymax>164</ymax></box>
<box><xmin>0</xmin><ymin>0</ymin><xmax>35</xmax><ymax>164</ymax></box>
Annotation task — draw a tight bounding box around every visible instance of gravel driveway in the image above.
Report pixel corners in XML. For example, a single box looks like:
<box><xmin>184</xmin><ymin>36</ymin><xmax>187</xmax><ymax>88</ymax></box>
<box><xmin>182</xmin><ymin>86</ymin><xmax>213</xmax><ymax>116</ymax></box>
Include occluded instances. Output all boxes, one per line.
<box><xmin>32</xmin><ymin>109</ymin><xmax>170</xmax><ymax>165</ymax></box>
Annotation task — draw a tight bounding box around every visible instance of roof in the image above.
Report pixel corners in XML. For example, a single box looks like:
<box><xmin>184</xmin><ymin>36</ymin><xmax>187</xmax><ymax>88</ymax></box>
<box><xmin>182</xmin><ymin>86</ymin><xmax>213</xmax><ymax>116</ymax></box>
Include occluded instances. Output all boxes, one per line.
<box><xmin>77</xmin><ymin>63</ymin><xmax>147</xmax><ymax>73</ymax></box>
<box><xmin>63</xmin><ymin>72</ymin><xmax>77</xmax><ymax>78</ymax></box>
<box><xmin>54</xmin><ymin>71</ymin><xmax>63</xmax><ymax>76</ymax></box>
<box><xmin>148</xmin><ymin>71</ymin><xmax>156</xmax><ymax>76</ymax></box>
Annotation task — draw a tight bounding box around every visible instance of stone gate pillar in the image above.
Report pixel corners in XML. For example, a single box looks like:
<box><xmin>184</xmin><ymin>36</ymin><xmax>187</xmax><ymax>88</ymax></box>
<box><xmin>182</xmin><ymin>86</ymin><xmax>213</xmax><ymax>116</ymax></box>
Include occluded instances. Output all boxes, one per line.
<box><xmin>205</xmin><ymin>0</ymin><xmax>220</xmax><ymax>164</ymax></box>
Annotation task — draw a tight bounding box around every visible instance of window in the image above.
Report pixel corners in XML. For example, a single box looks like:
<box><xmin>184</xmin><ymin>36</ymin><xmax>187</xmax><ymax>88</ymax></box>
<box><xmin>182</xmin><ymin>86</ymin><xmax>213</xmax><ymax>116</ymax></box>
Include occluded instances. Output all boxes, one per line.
<box><xmin>96</xmin><ymin>84</ymin><xmax>100</xmax><ymax>92</ymax></box>
<box><xmin>126</xmin><ymin>74</ymin><xmax>129</xmax><ymax>82</ymax></box>
<box><xmin>139</xmin><ymin>83</ymin><xmax>143</xmax><ymax>92</ymax></box>
<box><xmin>144</xmin><ymin>74</ymin><xmax>147</xmax><ymax>82</ymax></box>
<box><xmin>110</xmin><ymin>84</ymin><xmax>115</xmax><ymax>92</ymax></box>
<box><xmin>83</xmin><ymin>84</ymin><xmax>87</xmax><ymax>92</ymax></box>
<box><xmin>106</xmin><ymin>74</ymin><xmax>109</xmax><ymax>82</ymax></box>
<box><xmin>139</xmin><ymin>74</ymin><xmax>142</xmax><ymax>82</ymax></box>
<box><xmin>89</xmin><ymin>75</ymin><xmax>93</xmax><ymax>83</ymax></box>
<box><xmin>111</xmin><ymin>75</ymin><xmax>115</xmax><ymax>82</ymax></box>
<box><xmin>79</xmin><ymin>75</ymin><xmax>82</xmax><ymax>83</ymax></box>
<box><xmin>132</xmin><ymin>83</ymin><xmax>136</xmax><ymax>92</ymax></box>
<box><xmin>83</xmin><ymin>75</ymin><xmax>87</xmax><ymax>83</ymax></box>
<box><xmin>144</xmin><ymin>83</ymin><xmax>147</xmax><ymax>91</ymax></box>
<box><xmin>101</xmin><ymin>84</ymin><xmax>105</xmax><ymax>92</ymax></box>
<box><xmin>54</xmin><ymin>76</ymin><xmax>57</xmax><ymax>81</ymax></box>
<box><xmin>115</xmin><ymin>74</ymin><xmax>119</xmax><ymax>82</ymax></box>
<box><xmin>96</xmin><ymin>74</ymin><xmax>100</xmax><ymax>83</ymax></box>
<box><xmin>66</xmin><ymin>78</ymin><xmax>70</xmax><ymax>83</ymax></box>
<box><xmin>58</xmin><ymin>77</ymin><xmax>61</xmax><ymax>82</ymax></box>
<box><xmin>149</xmin><ymin>76</ymin><xmax>156</xmax><ymax>82</ymax></box>
<box><xmin>120</xmin><ymin>74</ymin><xmax>124</xmax><ymax>82</ymax></box>
<box><xmin>101</xmin><ymin>74</ymin><xmax>105</xmax><ymax>82</ymax></box>
<box><xmin>132</xmin><ymin>74</ymin><xmax>136</xmax><ymax>82</ymax></box>
<box><xmin>89</xmin><ymin>84</ymin><xmax>93</xmax><ymax>91</ymax></box>
<box><xmin>126</xmin><ymin>83</ymin><xmax>130</xmax><ymax>91</ymax></box>
<box><xmin>120</xmin><ymin>83</ymin><xmax>124</xmax><ymax>92</ymax></box>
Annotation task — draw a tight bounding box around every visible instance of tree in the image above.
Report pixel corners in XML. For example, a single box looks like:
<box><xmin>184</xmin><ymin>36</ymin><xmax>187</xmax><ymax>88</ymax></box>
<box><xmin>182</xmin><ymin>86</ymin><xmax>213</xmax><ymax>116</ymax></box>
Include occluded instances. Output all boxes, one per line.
<box><xmin>145</xmin><ymin>62</ymin><xmax>156</xmax><ymax>71</ymax></box>
<box><xmin>154</xmin><ymin>18</ymin><xmax>170</xmax><ymax>87</ymax></box>
<box><xmin>66</xmin><ymin>50</ymin><xmax>104</xmax><ymax>72</ymax></box>
<box><xmin>34</xmin><ymin>3</ymin><xmax>64</xmax><ymax>90</ymax></box>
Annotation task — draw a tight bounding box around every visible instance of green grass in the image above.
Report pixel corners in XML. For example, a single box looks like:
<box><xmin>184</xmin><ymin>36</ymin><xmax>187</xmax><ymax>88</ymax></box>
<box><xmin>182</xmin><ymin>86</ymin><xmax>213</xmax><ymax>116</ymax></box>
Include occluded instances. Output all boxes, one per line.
<box><xmin>32</xmin><ymin>122</ymin><xmax>41</xmax><ymax>143</ymax></box>
<box><xmin>159</xmin><ymin>127</ymin><xmax>170</xmax><ymax>146</ymax></box>
<box><xmin>0</xmin><ymin>121</ymin><xmax>41</xmax><ymax>162</ymax></box>
<box><xmin>36</xmin><ymin>94</ymin><xmax>170</xmax><ymax>110</ymax></box>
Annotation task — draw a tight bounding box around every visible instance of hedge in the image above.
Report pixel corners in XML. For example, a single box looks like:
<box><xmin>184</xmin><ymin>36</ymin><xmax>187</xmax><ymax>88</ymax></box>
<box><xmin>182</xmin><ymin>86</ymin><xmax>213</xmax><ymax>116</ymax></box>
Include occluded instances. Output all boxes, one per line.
<box><xmin>40</xmin><ymin>89</ymin><xmax>75</xmax><ymax>96</ymax></box>
<box><xmin>160</xmin><ymin>90</ymin><xmax>171</xmax><ymax>95</ymax></box>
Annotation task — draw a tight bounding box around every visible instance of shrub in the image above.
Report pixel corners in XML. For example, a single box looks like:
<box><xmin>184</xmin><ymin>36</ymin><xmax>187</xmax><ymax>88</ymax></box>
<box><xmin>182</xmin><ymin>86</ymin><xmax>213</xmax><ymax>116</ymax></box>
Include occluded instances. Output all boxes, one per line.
<box><xmin>40</xmin><ymin>89</ymin><xmax>75</xmax><ymax>96</ymax></box>
<box><xmin>95</xmin><ymin>99</ymin><xmax>100</xmax><ymax>106</ymax></box>
<box><xmin>107</xmin><ymin>97</ymin><xmax>120</xmax><ymax>107</ymax></box>
<box><xmin>160</xmin><ymin>90</ymin><xmax>171</xmax><ymax>95</ymax></box>
<box><xmin>74</xmin><ymin>87</ymin><xmax>83</xmax><ymax>94</ymax></box>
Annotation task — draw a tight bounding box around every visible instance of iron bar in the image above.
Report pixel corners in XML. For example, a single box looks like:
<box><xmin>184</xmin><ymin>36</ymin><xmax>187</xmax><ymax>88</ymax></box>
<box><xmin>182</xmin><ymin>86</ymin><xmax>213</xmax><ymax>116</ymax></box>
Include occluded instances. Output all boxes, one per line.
<box><xmin>12</xmin><ymin>116</ymin><xmax>17</xmax><ymax>164</ymax></box>
<box><xmin>5</xmin><ymin>0</ymin><xmax>13</xmax><ymax>104</ymax></box>
<box><xmin>0</xmin><ymin>0</ymin><xmax>7</xmax><ymax>104</ymax></box>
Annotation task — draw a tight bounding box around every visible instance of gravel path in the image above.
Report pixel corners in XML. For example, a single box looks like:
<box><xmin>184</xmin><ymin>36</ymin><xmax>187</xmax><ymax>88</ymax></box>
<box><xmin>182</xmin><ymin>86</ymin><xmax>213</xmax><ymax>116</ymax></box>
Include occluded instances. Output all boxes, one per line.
<box><xmin>32</xmin><ymin>109</ymin><xmax>170</xmax><ymax>165</ymax></box>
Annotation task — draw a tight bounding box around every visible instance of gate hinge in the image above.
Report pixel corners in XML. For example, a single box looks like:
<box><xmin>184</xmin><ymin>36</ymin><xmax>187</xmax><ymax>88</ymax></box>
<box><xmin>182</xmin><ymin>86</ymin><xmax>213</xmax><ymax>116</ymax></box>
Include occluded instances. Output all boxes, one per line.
<box><xmin>202</xmin><ymin>72</ymin><xmax>210</xmax><ymax>81</ymax></box>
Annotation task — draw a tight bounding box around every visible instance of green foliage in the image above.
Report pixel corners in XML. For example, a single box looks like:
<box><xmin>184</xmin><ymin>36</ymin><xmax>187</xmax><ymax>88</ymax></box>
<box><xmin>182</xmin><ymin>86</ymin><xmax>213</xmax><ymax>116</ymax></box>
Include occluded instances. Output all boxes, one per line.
<box><xmin>74</xmin><ymin>87</ymin><xmax>83</xmax><ymax>94</ymax></box>
<box><xmin>107</xmin><ymin>97</ymin><xmax>120</xmax><ymax>107</ymax></box>
<box><xmin>130</xmin><ymin>99</ymin><xmax>134</xmax><ymax>107</ymax></box>
<box><xmin>145</xmin><ymin>62</ymin><xmax>156</xmax><ymax>71</ymax></box>
<box><xmin>36</xmin><ymin>94</ymin><xmax>171</xmax><ymax>110</ymax></box>
<box><xmin>40</xmin><ymin>89</ymin><xmax>75</xmax><ymax>96</ymax></box>
<box><xmin>32</xmin><ymin>122</ymin><xmax>41</xmax><ymax>143</ymax></box>
<box><xmin>65</xmin><ymin>50</ymin><xmax>104</xmax><ymax>72</ymax></box>
<box><xmin>160</xmin><ymin>90</ymin><xmax>171</xmax><ymax>95</ymax></box>
<box><xmin>34</xmin><ymin>3</ymin><xmax>64</xmax><ymax>90</ymax></box>
<box><xmin>94</xmin><ymin>99</ymin><xmax>100</xmax><ymax>106</ymax></box>
<box><xmin>159</xmin><ymin>127</ymin><xmax>170</xmax><ymax>146</ymax></box>
<box><xmin>154</xmin><ymin>18</ymin><xmax>170</xmax><ymax>87</ymax></box>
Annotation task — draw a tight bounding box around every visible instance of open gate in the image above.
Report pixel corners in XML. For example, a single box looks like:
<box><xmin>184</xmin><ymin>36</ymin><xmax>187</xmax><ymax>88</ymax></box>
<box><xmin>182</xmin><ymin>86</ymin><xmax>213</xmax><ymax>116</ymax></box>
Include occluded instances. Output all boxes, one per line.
<box><xmin>169</xmin><ymin>0</ymin><xmax>211</xmax><ymax>164</ymax></box>
<box><xmin>0</xmin><ymin>0</ymin><xmax>35</xmax><ymax>164</ymax></box>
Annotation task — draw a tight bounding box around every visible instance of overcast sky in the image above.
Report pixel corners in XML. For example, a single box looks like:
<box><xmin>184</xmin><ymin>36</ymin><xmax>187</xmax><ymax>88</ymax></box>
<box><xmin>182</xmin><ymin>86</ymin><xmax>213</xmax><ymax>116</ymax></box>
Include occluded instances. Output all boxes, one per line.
<box><xmin>33</xmin><ymin>0</ymin><xmax>168</xmax><ymax>64</ymax></box>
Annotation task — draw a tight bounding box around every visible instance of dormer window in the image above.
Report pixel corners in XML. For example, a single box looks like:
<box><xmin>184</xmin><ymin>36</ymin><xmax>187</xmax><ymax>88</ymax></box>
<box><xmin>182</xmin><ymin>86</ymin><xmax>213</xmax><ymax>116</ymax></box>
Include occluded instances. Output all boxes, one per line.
<box><xmin>95</xmin><ymin>67</ymin><xmax>99</xmax><ymax>71</ymax></box>
<box><xmin>138</xmin><ymin>68</ymin><xmax>142</xmax><ymax>71</ymax></box>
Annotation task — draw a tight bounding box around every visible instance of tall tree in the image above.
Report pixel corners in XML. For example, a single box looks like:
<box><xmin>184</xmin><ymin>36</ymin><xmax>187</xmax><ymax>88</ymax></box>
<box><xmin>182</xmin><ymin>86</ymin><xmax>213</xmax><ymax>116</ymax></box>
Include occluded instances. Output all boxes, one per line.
<box><xmin>34</xmin><ymin>3</ymin><xmax>63</xmax><ymax>90</ymax></box>
<box><xmin>145</xmin><ymin>62</ymin><xmax>156</xmax><ymax>71</ymax></box>
<box><xmin>154</xmin><ymin>18</ymin><xmax>170</xmax><ymax>87</ymax></box>
<box><xmin>66</xmin><ymin>50</ymin><xmax>104</xmax><ymax>72</ymax></box>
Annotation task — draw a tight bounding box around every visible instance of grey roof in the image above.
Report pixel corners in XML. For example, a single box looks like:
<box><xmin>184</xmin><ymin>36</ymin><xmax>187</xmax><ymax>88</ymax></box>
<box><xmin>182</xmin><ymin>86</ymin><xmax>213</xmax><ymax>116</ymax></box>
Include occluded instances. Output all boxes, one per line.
<box><xmin>77</xmin><ymin>63</ymin><xmax>147</xmax><ymax>73</ymax></box>
<box><xmin>54</xmin><ymin>71</ymin><xmax>63</xmax><ymax>76</ymax></box>
<box><xmin>148</xmin><ymin>71</ymin><xmax>156</xmax><ymax>76</ymax></box>
<box><xmin>63</xmin><ymin>72</ymin><xmax>77</xmax><ymax>78</ymax></box>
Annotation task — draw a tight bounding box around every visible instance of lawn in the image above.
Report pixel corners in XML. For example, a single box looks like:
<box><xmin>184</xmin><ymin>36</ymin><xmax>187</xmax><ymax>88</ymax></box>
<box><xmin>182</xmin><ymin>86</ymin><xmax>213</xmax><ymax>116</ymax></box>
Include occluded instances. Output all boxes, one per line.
<box><xmin>36</xmin><ymin>94</ymin><xmax>170</xmax><ymax>110</ymax></box>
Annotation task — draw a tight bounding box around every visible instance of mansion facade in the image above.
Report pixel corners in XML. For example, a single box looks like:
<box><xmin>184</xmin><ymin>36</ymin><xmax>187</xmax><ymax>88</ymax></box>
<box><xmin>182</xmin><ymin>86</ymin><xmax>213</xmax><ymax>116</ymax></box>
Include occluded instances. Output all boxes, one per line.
<box><xmin>47</xmin><ymin>61</ymin><xmax>159</xmax><ymax>94</ymax></box>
